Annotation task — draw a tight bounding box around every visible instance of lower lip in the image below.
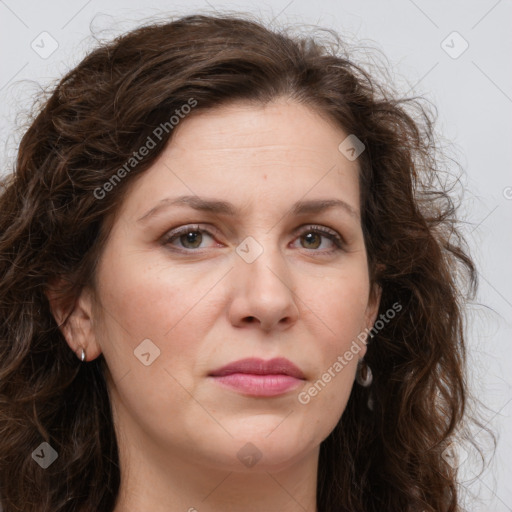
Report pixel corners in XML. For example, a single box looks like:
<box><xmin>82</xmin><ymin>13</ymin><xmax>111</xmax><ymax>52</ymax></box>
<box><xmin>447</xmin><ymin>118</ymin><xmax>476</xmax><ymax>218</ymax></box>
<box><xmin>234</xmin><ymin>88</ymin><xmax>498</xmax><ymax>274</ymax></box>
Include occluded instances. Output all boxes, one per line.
<box><xmin>210</xmin><ymin>373</ymin><xmax>304</xmax><ymax>397</ymax></box>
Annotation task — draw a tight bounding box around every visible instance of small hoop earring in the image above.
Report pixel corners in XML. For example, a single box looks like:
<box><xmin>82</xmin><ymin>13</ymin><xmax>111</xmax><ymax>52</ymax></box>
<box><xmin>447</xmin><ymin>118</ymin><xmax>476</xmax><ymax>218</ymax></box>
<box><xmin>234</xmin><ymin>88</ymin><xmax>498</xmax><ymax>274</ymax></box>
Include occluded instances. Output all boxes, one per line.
<box><xmin>356</xmin><ymin>359</ymin><xmax>373</xmax><ymax>387</ymax></box>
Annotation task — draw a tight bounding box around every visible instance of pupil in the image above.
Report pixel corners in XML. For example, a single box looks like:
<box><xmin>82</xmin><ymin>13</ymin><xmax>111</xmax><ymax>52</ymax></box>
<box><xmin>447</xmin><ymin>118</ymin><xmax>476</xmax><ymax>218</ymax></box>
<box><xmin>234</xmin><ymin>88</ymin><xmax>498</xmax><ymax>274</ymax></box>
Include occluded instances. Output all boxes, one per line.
<box><xmin>303</xmin><ymin>232</ymin><xmax>320</xmax><ymax>249</ymax></box>
<box><xmin>182</xmin><ymin>231</ymin><xmax>202</xmax><ymax>248</ymax></box>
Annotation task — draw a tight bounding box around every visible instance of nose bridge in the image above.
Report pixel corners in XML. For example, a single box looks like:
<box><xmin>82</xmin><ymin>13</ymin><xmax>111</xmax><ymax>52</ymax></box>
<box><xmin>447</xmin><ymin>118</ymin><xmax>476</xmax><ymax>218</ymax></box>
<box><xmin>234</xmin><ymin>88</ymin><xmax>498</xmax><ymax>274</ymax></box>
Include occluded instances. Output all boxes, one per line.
<box><xmin>236</xmin><ymin>232</ymin><xmax>288</xmax><ymax>292</ymax></box>
<box><xmin>229</xmin><ymin>232</ymin><xmax>299</xmax><ymax>330</ymax></box>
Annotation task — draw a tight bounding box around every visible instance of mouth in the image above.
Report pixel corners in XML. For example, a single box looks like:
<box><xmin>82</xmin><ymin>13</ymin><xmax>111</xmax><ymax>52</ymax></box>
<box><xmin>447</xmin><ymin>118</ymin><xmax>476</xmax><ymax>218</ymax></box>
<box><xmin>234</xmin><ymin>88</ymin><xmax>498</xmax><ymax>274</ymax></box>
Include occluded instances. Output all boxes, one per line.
<box><xmin>208</xmin><ymin>357</ymin><xmax>306</xmax><ymax>397</ymax></box>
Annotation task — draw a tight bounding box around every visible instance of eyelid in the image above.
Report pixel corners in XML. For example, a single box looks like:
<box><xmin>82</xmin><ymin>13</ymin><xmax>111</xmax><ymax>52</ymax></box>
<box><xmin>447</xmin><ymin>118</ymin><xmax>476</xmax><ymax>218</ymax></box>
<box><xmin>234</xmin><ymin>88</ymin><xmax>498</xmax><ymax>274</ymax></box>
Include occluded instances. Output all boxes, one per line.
<box><xmin>161</xmin><ymin>223</ymin><xmax>219</xmax><ymax>245</ymax></box>
<box><xmin>293</xmin><ymin>223</ymin><xmax>341</xmax><ymax>239</ymax></box>
<box><xmin>293</xmin><ymin>224</ymin><xmax>345</xmax><ymax>250</ymax></box>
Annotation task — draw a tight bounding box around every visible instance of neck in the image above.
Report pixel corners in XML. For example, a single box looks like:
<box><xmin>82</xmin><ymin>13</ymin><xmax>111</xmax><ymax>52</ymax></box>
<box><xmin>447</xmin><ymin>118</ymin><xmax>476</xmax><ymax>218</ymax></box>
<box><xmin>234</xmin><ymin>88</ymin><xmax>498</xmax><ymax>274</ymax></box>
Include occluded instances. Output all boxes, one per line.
<box><xmin>112</xmin><ymin>415</ymin><xmax>319</xmax><ymax>512</ymax></box>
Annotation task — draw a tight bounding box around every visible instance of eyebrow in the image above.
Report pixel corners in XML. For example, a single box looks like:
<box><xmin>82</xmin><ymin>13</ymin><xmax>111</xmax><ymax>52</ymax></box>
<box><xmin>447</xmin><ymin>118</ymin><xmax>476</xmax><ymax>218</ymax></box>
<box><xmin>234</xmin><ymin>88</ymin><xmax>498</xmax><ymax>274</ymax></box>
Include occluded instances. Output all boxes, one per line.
<box><xmin>137</xmin><ymin>195</ymin><xmax>359</xmax><ymax>223</ymax></box>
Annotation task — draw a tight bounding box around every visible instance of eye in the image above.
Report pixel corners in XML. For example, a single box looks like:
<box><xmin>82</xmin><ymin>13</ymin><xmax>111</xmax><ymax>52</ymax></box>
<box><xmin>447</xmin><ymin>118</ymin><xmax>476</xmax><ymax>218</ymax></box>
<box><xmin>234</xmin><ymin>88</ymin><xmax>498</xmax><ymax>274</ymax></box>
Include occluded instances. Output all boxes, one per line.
<box><xmin>163</xmin><ymin>224</ymin><xmax>219</xmax><ymax>251</ymax></box>
<box><xmin>162</xmin><ymin>223</ymin><xmax>345</xmax><ymax>254</ymax></box>
<box><xmin>292</xmin><ymin>225</ymin><xmax>344</xmax><ymax>252</ymax></box>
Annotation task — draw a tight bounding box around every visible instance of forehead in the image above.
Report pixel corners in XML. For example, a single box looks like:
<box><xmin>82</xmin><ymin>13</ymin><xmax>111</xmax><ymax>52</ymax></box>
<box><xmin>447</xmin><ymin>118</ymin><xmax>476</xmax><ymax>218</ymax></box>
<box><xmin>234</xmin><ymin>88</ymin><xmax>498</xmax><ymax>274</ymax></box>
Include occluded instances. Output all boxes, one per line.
<box><xmin>170</xmin><ymin>98</ymin><xmax>349</xmax><ymax>158</ymax></box>
<box><xmin>116</xmin><ymin>99</ymin><xmax>362</xmax><ymax>221</ymax></box>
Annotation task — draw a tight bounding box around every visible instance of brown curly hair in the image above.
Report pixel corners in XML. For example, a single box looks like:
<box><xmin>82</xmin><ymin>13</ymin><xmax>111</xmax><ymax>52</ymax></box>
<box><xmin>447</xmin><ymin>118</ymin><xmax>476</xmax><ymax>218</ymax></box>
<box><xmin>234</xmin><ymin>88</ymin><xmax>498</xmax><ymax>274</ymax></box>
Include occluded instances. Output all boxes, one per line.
<box><xmin>0</xmin><ymin>12</ymin><xmax>482</xmax><ymax>512</ymax></box>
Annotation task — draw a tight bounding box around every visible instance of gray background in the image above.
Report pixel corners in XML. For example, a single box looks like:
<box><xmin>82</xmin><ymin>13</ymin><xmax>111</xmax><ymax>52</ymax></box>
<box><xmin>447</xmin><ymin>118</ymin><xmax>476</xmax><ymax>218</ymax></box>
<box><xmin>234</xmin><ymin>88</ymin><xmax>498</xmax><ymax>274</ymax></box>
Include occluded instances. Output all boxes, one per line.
<box><xmin>1</xmin><ymin>1</ymin><xmax>511</xmax><ymax>510</ymax></box>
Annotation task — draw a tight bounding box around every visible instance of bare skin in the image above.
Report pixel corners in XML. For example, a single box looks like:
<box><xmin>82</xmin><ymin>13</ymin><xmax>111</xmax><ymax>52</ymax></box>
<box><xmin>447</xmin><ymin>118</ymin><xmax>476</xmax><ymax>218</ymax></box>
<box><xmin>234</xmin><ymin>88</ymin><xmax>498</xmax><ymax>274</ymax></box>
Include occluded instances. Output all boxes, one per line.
<box><xmin>49</xmin><ymin>97</ymin><xmax>381</xmax><ymax>512</ymax></box>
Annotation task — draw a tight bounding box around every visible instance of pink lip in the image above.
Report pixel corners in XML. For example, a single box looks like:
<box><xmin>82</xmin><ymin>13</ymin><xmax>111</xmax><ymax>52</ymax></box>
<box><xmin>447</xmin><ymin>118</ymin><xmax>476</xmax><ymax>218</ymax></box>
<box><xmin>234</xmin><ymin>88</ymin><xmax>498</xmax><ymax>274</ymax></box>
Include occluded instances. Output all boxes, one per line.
<box><xmin>209</xmin><ymin>357</ymin><xmax>305</xmax><ymax>397</ymax></box>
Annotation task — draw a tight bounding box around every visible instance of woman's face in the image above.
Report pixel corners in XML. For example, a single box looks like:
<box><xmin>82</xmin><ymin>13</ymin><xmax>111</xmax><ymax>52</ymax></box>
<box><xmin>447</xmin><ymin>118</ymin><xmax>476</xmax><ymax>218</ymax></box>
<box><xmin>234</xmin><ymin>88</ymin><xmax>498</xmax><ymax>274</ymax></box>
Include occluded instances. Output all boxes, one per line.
<box><xmin>78</xmin><ymin>98</ymin><xmax>380</xmax><ymax>472</ymax></box>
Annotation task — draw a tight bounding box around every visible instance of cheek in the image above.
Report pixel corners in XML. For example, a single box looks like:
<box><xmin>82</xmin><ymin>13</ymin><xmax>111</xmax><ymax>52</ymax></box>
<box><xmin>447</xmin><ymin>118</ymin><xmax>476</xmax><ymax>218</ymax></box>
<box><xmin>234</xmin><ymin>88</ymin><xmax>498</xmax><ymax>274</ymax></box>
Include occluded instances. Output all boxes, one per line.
<box><xmin>304</xmin><ymin>262</ymin><xmax>371</xmax><ymax>345</ymax></box>
<box><xmin>93</xmin><ymin>251</ymin><xmax>170</xmax><ymax>368</ymax></box>
<box><xmin>93</xmin><ymin>242</ymin><xmax>227</xmax><ymax>381</ymax></box>
<box><xmin>325</xmin><ymin>279</ymin><xmax>369</xmax><ymax>326</ymax></box>
<box><xmin>293</xmin><ymin>266</ymin><xmax>369</xmax><ymax>425</ymax></box>
<box><xmin>92</xmin><ymin>247</ymin><xmax>221</xmax><ymax>440</ymax></box>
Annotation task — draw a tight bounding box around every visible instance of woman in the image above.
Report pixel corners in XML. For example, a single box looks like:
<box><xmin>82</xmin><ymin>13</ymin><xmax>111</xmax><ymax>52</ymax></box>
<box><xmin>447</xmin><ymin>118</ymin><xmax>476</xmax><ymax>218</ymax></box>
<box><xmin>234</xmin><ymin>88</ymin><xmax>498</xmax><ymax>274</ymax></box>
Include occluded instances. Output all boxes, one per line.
<box><xmin>0</xmin><ymin>13</ymin><xmax>481</xmax><ymax>512</ymax></box>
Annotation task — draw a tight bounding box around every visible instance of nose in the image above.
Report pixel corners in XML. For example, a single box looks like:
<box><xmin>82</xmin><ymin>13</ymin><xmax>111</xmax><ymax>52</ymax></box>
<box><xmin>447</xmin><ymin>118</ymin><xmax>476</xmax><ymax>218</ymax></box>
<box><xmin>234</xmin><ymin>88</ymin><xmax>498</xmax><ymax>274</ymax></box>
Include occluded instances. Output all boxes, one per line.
<box><xmin>227</xmin><ymin>242</ymin><xmax>300</xmax><ymax>333</ymax></box>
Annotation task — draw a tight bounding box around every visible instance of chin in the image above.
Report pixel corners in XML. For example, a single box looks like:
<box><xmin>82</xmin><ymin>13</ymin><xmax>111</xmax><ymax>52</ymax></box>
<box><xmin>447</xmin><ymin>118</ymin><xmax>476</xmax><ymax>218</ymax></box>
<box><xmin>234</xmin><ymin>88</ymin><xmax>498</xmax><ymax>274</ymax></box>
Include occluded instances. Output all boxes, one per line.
<box><xmin>200</xmin><ymin>428</ymin><xmax>317</xmax><ymax>473</ymax></box>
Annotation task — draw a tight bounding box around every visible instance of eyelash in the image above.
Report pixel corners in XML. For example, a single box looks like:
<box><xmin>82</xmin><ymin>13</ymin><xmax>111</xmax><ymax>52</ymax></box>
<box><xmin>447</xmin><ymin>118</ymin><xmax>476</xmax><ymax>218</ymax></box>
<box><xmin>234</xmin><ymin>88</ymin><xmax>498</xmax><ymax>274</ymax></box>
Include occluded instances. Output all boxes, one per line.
<box><xmin>162</xmin><ymin>224</ymin><xmax>345</xmax><ymax>254</ymax></box>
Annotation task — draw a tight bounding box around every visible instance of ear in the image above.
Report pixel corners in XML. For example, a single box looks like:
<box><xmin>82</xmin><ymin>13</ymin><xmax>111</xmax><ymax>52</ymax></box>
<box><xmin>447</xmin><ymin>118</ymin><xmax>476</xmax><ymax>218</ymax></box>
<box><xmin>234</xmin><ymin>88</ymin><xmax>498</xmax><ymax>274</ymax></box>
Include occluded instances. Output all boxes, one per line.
<box><xmin>45</xmin><ymin>280</ymin><xmax>102</xmax><ymax>362</ymax></box>
<box><xmin>364</xmin><ymin>281</ymin><xmax>382</xmax><ymax>329</ymax></box>
<box><xmin>358</xmin><ymin>280</ymin><xmax>382</xmax><ymax>359</ymax></box>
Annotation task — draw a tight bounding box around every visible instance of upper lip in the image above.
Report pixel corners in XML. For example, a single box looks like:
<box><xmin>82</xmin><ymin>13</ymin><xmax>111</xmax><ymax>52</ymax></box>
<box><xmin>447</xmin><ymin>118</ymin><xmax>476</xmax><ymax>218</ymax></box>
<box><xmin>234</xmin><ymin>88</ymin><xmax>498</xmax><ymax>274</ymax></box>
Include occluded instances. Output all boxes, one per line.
<box><xmin>209</xmin><ymin>357</ymin><xmax>305</xmax><ymax>379</ymax></box>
